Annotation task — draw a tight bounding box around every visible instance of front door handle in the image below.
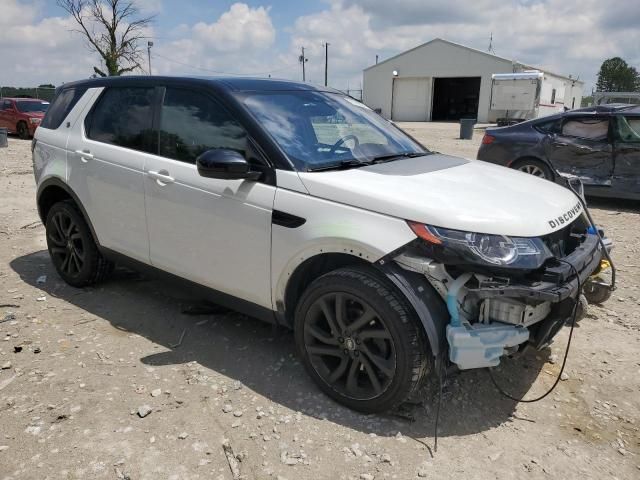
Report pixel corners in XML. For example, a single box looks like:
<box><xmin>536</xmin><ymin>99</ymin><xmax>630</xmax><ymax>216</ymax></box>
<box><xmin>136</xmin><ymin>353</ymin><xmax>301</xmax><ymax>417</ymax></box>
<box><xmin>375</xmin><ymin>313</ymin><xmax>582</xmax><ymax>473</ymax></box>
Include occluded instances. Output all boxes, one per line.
<box><xmin>148</xmin><ymin>170</ymin><xmax>175</xmax><ymax>185</ymax></box>
<box><xmin>74</xmin><ymin>149</ymin><xmax>94</xmax><ymax>162</ymax></box>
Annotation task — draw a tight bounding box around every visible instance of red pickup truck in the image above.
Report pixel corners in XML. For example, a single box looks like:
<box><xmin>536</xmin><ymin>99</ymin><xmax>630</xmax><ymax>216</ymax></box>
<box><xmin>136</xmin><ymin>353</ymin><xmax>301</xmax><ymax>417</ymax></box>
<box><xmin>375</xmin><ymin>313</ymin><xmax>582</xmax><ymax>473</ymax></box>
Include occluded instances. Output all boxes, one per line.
<box><xmin>0</xmin><ymin>97</ymin><xmax>50</xmax><ymax>139</ymax></box>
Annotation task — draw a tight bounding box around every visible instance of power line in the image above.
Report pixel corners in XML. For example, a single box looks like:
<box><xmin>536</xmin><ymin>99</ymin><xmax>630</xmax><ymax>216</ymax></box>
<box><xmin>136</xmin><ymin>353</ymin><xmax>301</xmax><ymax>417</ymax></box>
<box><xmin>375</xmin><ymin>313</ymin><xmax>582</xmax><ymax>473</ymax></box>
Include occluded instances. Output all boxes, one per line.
<box><xmin>151</xmin><ymin>52</ymin><xmax>296</xmax><ymax>77</ymax></box>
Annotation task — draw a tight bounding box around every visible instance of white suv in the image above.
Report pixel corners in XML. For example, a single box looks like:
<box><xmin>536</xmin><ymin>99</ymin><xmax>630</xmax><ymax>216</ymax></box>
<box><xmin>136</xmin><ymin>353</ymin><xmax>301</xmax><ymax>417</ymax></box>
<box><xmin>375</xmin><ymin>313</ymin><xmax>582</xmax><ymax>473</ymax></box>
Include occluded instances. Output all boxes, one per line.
<box><xmin>33</xmin><ymin>76</ymin><xmax>611</xmax><ymax>412</ymax></box>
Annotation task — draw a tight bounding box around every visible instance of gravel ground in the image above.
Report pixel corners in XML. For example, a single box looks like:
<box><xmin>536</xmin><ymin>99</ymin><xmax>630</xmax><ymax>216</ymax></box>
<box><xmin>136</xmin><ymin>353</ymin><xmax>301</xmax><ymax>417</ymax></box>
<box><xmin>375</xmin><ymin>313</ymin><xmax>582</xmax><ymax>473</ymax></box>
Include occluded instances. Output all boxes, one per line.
<box><xmin>1</xmin><ymin>124</ymin><xmax>638</xmax><ymax>480</ymax></box>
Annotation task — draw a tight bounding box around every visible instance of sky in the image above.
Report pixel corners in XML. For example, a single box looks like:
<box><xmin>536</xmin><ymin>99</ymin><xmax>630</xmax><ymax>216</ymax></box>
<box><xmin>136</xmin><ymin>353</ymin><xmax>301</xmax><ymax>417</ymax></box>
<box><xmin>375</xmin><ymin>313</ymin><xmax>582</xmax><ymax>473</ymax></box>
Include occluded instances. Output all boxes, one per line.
<box><xmin>1</xmin><ymin>0</ymin><xmax>639</xmax><ymax>93</ymax></box>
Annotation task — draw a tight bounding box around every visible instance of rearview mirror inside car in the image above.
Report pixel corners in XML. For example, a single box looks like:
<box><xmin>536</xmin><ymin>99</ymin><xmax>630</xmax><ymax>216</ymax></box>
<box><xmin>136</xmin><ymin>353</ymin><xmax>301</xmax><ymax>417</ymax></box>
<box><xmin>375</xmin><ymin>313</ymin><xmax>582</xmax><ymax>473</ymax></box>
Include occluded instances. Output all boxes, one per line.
<box><xmin>196</xmin><ymin>149</ymin><xmax>261</xmax><ymax>181</ymax></box>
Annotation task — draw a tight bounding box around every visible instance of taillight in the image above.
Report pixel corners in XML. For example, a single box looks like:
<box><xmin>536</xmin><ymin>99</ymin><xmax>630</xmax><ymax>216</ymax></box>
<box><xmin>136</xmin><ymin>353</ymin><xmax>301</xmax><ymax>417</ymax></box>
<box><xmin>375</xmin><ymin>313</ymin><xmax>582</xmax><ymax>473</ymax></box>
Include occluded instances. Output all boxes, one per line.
<box><xmin>481</xmin><ymin>134</ymin><xmax>496</xmax><ymax>145</ymax></box>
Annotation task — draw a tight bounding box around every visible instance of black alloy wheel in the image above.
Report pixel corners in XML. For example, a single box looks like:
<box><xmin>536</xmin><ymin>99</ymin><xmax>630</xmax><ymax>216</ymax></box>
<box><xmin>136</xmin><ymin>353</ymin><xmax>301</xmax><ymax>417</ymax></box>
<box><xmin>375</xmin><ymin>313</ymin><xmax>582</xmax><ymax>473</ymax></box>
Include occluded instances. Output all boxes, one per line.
<box><xmin>45</xmin><ymin>200</ymin><xmax>113</xmax><ymax>287</ymax></box>
<box><xmin>303</xmin><ymin>292</ymin><xmax>396</xmax><ymax>401</ymax></box>
<box><xmin>295</xmin><ymin>267</ymin><xmax>430</xmax><ymax>413</ymax></box>
<box><xmin>47</xmin><ymin>209</ymin><xmax>86</xmax><ymax>278</ymax></box>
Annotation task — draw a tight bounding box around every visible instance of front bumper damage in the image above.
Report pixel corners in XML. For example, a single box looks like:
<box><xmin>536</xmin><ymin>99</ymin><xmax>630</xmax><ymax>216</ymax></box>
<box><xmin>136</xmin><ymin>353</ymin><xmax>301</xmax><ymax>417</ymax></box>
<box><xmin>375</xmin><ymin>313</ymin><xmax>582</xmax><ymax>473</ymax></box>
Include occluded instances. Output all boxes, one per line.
<box><xmin>394</xmin><ymin>232</ymin><xmax>607</xmax><ymax>370</ymax></box>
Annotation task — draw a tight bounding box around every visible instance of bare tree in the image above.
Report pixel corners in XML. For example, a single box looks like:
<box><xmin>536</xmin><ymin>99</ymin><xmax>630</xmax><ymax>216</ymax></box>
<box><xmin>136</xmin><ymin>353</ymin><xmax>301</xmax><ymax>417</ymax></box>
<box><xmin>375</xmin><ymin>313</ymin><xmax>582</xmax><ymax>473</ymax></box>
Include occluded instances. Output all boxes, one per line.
<box><xmin>58</xmin><ymin>0</ymin><xmax>154</xmax><ymax>77</ymax></box>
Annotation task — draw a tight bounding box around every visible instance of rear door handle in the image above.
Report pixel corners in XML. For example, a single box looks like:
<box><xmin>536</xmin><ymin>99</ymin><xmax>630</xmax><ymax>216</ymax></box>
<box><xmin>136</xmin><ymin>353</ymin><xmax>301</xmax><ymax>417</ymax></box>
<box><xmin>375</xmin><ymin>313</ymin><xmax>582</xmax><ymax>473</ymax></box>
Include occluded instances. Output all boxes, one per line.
<box><xmin>74</xmin><ymin>149</ymin><xmax>94</xmax><ymax>162</ymax></box>
<box><xmin>148</xmin><ymin>170</ymin><xmax>175</xmax><ymax>185</ymax></box>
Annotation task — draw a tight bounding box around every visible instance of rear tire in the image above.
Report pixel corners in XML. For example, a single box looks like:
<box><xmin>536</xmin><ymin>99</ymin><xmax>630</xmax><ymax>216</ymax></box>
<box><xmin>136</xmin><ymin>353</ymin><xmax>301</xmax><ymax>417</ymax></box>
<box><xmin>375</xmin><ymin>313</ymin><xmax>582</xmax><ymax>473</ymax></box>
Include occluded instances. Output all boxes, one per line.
<box><xmin>17</xmin><ymin>121</ymin><xmax>29</xmax><ymax>140</ymax></box>
<box><xmin>294</xmin><ymin>266</ymin><xmax>431</xmax><ymax>413</ymax></box>
<box><xmin>45</xmin><ymin>200</ymin><xmax>113</xmax><ymax>287</ymax></box>
<box><xmin>511</xmin><ymin>158</ymin><xmax>553</xmax><ymax>181</ymax></box>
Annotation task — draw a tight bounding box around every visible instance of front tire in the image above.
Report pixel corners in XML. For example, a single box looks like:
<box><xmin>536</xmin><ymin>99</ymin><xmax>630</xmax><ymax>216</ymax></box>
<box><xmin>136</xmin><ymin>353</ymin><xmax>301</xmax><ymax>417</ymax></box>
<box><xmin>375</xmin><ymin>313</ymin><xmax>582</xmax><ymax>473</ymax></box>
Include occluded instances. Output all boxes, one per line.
<box><xmin>294</xmin><ymin>266</ymin><xmax>431</xmax><ymax>413</ymax></box>
<box><xmin>45</xmin><ymin>200</ymin><xmax>113</xmax><ymax>287</ymax></box>
<box><xmin>511</xmin><ymin>158</ymin><xmax>553</xmax><ymax>180</ymax></box>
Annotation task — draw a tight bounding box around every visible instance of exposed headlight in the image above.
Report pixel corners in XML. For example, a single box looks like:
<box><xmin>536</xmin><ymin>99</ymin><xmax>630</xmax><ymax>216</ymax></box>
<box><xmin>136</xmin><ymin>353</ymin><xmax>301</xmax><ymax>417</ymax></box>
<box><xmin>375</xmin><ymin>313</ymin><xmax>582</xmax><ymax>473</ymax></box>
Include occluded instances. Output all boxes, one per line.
<box><xmin>29</xmin><ymin>118</ymin><xmax>41</xmax><ymax>124</ymax></box>
<box><xmin>408</xmin><ymin>222</ymin><xmax>551</xmax><ymax>269</ymax></box>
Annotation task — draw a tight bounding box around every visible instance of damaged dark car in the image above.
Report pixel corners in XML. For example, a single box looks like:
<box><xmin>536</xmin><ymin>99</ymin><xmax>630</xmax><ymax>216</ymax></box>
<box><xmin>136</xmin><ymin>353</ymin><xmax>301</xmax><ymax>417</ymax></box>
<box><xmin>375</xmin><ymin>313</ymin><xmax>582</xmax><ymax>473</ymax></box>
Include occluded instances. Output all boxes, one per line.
<box><xmin>477</xmin><ymin>104</ymin><xmax>640</xmax><ymax>200</ymax></box>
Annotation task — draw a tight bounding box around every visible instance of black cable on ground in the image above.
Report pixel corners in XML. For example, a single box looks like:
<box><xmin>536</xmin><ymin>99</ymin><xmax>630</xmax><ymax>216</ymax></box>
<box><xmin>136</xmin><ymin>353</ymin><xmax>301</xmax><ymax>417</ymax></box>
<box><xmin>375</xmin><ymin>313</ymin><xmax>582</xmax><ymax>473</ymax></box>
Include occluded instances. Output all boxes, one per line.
<box><xmin>489</xmin><ymin>180</ymin><xmax>616</xmax><ymax>403</ymax></box>
<box><xmin>433</xmin><ymin>354</ymin><xmax>446</xmax><ymax>452</ymax></box>
<box><xmin>487</xmin><ymin>259</ymin><xmax>580</xmax><ymax>403</ymax></box>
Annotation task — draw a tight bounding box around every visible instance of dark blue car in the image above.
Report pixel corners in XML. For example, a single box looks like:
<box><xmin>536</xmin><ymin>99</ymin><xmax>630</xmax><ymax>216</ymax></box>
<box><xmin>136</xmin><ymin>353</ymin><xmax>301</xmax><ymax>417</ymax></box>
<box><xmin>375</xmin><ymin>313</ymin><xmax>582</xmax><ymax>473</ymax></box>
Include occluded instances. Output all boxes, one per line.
<box><xmin>477</xmin><ymin>104</ymin><xmax>640</xmax><ymax>200</ymax></box>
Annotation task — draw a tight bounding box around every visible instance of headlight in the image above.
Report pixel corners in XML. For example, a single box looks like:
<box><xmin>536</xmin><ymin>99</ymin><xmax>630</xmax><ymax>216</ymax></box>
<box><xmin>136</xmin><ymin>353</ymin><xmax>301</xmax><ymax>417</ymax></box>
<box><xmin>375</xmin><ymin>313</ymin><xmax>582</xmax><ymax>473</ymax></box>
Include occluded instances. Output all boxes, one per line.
<box><xmin>29</xmin><ymin>118</ymin><xmax>41</xmax><ymax>124</ymax></box>
<box><xmin>408</xmin><ymin>222</ymin><xmax>551</xmax><ymax>269</ymax></box>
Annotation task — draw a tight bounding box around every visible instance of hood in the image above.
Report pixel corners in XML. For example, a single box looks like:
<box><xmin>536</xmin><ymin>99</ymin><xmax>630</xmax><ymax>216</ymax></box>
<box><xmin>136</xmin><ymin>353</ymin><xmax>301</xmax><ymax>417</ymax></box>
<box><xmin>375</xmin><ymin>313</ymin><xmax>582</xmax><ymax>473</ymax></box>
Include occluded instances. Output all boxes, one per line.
<box><xmin>297</xmin><ymin>154</ymin><xmax>583</xmax><ymax>237</ymax></box>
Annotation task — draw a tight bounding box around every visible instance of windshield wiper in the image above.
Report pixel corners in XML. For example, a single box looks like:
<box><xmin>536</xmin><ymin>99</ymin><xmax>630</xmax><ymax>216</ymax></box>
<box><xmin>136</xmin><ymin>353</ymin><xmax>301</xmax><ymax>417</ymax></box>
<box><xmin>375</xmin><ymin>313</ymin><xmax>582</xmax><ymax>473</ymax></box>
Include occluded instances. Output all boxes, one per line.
<box><xmin>307</xmin><ymin>159</ymin><xmax>372</xmax><ymax>172</ymax></box>
<box><xmin>370</xmin><ymin>151</ymin><xmax>427</xmax><ymax>163</ymax></box>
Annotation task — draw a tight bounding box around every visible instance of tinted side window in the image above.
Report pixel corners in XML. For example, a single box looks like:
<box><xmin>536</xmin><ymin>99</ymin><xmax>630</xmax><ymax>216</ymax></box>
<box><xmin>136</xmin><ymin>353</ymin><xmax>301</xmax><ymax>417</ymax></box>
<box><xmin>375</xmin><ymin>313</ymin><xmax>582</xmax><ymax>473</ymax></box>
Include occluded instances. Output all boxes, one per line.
<box><xmin>616</xmin><ymin>116</ymin><xmax>640</xmax><ymax>143</ymax></box>
<box><xmin>87</xmin><ymin>87</ymin><xmax>155</xmax><ymax>152</ymax></box>
<box><xmin>41</xmin><ymin>88</ymin><xmax>86</xmax><ymax>129</ymax></box>
<box><xmin>561</xmin><ymin>117</ymin><xmax>609</xmax><ymax>142</ymax></box>
<box><xmin>534</xmin><ymin>118</ymin><xmax>561</xmax><ymax>134</ymax></box>
<box><xmin>159</xmin><ymin>88</ymin><xmax>247</xmax><ymax>163</ymax></box>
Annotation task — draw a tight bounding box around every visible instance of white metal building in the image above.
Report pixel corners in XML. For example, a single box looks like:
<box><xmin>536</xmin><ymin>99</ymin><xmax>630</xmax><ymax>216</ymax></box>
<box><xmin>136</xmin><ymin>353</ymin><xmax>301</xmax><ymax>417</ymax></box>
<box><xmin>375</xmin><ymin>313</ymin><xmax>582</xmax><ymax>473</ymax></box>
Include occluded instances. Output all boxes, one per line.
<box><xmin>363</xmin><ymin>38</ymin><xmax>584</xmax><ymax>123</ymax></box>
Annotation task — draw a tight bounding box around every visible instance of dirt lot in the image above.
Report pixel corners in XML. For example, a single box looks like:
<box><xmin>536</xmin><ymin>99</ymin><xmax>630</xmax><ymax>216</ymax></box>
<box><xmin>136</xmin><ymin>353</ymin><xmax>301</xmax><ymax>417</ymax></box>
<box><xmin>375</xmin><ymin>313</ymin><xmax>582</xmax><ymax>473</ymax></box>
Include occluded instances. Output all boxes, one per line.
<box><xmin>1</xmin><ymin>123</ymin><xmax>638</xmax><ymax>480</ymax></box>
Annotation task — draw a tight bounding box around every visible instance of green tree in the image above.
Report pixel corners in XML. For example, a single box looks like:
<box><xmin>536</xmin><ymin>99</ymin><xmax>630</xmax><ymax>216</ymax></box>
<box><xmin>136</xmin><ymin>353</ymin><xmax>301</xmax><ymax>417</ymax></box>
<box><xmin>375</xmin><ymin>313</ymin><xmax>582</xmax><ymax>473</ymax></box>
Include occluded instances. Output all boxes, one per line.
<box><xmin>595</xmin><ymin>57</ymin><xmax>640</xmax><ymax>92</ymax></box>
<box><xmin>57</xmin><ymin>0</ymin><xmax>154</xmax><ymax>77</ymax></box>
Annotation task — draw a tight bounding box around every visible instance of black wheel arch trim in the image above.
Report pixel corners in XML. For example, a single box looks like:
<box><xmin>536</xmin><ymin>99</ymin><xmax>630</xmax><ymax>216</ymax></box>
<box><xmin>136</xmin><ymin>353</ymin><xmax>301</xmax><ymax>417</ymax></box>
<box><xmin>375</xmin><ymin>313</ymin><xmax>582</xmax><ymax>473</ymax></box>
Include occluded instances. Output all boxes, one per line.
<box><xmin>36</xmin><ymin>177</ymin><xmax>101</xmax><ymax>248</ymax></box>
<box><xmin>374</xmin><ymin>261</ymin><xmax>449</xmax><ymax>357</ymax></box>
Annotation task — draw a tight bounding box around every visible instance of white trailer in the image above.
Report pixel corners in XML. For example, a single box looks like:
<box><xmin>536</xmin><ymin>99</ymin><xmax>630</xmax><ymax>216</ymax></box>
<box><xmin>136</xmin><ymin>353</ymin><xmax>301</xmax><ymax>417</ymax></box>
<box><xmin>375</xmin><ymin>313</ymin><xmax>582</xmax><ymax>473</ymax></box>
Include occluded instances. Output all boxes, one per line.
<box><xmin>490</xmin><ymin>72</ymin><xmax>544</xmax><ymax>125</ymax></box>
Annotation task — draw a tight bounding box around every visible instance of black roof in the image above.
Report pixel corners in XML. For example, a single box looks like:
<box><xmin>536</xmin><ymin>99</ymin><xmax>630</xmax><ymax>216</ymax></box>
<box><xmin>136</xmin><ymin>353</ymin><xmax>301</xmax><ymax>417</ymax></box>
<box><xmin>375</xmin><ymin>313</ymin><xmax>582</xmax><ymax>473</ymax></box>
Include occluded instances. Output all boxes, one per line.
<box><xmin>59</xmin><ymin>75</ymin><xmax>341</xmax><ymax>94</ymax></box>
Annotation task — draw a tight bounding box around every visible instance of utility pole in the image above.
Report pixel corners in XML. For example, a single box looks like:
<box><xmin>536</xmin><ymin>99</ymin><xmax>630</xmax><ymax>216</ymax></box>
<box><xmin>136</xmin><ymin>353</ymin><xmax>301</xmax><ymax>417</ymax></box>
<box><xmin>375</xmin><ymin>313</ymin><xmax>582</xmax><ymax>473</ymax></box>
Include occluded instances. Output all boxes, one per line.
<box><xmin>324</xmin><ymin>42</ymin><xmax>330</xmax><ymax>86</ymax></box>
<box><xmin>147</xmin><ymin>41</ymin><xmax>154</xmax><ymax>75</ymax></box>
<box><xmin>299</xmin><ymin>47</ymin><xmax>308</xmax><ymax>82</ymax></box>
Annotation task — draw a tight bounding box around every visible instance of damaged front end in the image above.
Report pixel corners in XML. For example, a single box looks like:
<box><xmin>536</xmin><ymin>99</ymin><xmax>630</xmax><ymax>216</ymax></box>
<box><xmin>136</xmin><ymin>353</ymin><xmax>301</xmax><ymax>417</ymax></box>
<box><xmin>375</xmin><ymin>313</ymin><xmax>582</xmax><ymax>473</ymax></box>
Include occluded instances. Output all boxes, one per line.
<box><xmin>392</xmin><ymin>214</ymin><xmax>612</xmax><ymax>370</ymax></box>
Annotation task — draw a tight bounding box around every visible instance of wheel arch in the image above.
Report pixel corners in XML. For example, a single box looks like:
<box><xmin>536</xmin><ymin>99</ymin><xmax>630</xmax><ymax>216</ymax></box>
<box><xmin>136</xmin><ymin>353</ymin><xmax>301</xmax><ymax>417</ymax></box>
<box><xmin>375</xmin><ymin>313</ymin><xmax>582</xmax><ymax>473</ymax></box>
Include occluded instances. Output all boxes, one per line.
<box><xmin>37</xmin><ymin>178</ymin><xmax>100</xmax><ymax>247</ymax></box>
<box><xmin>281</xmin><ymin>252</ymin><xmax>371</xmax><ymax>327</ymax></box>
<box><xmin>280</xmin><ymin>251</ymin><xmax>448</xmax><ymax>358</ymax></box>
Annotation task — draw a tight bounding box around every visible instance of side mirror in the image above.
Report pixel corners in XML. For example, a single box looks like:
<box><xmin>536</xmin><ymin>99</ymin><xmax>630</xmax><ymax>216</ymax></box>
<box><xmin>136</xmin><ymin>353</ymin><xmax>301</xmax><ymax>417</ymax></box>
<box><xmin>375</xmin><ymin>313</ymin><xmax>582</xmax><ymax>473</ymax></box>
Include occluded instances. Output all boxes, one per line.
<box><xmin>196</xmin><ymin>149</ymin><xmax>261</xmax><ymax>181</ymax></box>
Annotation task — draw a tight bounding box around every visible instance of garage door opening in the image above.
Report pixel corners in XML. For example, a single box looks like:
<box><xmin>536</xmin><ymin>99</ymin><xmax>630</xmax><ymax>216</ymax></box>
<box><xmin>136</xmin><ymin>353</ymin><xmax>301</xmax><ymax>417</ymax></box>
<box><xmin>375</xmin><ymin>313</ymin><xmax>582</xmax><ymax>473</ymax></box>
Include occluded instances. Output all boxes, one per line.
<box><xmin>432</xmin><ymin>77</ymin><xmax>481</xmax><ymax>121</ymax></box>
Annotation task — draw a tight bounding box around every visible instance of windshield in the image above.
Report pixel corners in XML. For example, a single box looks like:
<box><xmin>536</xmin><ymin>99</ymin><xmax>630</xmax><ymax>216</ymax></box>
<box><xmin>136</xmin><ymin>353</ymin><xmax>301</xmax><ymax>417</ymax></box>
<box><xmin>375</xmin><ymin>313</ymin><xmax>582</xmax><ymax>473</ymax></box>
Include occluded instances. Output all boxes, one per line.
<box><xmin>243</xmin><ymin>91</ymin><xmax>427</xmax><ymax>170</ymax></box>
<box><xmin>16</xmin><ymin>101</ymin><xmax>49</xmax><ymax>113</ymax></box>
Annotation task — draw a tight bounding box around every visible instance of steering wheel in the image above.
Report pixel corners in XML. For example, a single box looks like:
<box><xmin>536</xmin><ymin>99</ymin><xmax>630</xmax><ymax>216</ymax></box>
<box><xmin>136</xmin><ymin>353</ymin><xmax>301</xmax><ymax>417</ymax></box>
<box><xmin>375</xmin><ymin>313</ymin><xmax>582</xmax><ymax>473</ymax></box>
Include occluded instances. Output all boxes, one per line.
<box><xmin>329</xmin><ymin>134</ymin><xmax>359</xmax><ymax>154</ymax></box>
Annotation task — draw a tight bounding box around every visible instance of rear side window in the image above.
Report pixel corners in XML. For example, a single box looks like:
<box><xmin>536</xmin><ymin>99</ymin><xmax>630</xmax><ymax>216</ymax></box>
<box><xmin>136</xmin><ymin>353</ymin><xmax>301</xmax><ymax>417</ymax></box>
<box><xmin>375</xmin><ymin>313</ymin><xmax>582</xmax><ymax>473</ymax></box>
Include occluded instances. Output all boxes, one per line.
<box><xmin>87</xmin><ymin>87</ymin><xmax>155</xmax><ymax>152</ymax></box>
<box><xmin>41</xmin><ymin>88</ymin><xmax>86</xmax><ymax>129</ymax></box>
<box><xmin>534</xmin><ymin>118</ymin><xmax>561</xmax><ymax>134</ymax></box>
<box><xmin>159</xmin><ymin>87</ymin><xmax>247</xmax><ymax>163</ymax></box>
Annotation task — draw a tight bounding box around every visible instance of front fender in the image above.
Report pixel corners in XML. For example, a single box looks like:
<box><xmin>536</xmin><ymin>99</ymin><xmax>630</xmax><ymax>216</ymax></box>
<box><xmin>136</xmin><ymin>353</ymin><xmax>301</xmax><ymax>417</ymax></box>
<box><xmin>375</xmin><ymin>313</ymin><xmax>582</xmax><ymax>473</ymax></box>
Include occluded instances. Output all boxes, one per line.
<box><xmin>271</xmin><ymin>187</ymin><xmax>416</xmax><ymax>312</ymax></box>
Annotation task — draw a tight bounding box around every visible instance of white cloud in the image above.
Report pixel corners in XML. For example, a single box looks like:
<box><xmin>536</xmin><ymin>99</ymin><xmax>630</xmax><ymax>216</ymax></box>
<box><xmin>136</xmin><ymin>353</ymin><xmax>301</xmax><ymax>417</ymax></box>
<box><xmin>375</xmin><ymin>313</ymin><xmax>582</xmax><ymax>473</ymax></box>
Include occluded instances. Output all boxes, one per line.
<box><xmin>0</xmin><ymin>1</ymin><xmax>99</xmax><ymax>86</ymax></box>
<box><xmin>1</xmin><ymin>0</ymin><xmax>637</xmax><ymax>94</ymax></box>
<box><xmin>192</xmin><ymin>3</ymin><xmax>275</xmax><ymax>52</ymax></box>
<box><xmin>289</xmin><ymin>0</ymin><xmax>640</xmax><ymax>91</ymax></box>
<box><xmin>152</xmin><ymin>3</ymin><xmax>280</xmax><ymax>77</ymax></box>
